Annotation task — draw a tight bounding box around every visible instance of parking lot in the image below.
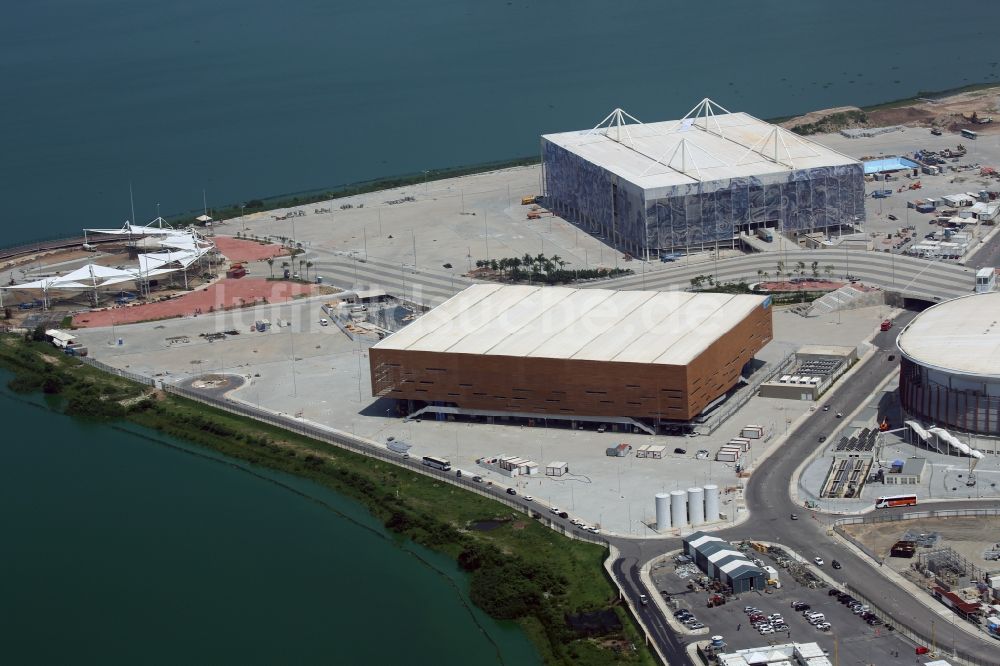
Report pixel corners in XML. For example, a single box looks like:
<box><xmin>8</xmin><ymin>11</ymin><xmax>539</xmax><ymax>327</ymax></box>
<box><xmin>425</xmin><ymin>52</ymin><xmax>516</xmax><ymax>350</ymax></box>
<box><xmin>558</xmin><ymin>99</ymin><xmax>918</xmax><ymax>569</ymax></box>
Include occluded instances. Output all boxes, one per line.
<box><xmin>651</xmin><ymin>546</ymin><xmax>917</xmax><ymax>663</ymax></box>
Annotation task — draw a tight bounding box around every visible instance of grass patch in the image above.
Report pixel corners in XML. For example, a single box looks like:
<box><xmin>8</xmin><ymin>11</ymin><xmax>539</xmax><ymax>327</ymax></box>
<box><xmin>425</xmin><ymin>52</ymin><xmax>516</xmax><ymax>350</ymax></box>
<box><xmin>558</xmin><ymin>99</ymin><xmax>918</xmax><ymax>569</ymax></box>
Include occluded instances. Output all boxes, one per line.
<box><xmin>0</xmin><ymin>333</ymin><xmax>655</xmax><ymax>665</ymax></box>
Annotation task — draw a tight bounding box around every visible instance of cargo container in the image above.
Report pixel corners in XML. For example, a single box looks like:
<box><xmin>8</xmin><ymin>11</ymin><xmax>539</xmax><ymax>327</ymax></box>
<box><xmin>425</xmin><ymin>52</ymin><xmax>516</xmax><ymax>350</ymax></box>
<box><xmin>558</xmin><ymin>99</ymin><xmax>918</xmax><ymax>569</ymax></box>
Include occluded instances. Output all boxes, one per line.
<box><xmin>716</xmin><ymin>447</ymin><xmax>741</xmax><ymax>463</ymax></box>
<box><xmin>728</xmin><ymin>437</ymin><xmax>752</xmax><ymax>452</ymax></box>
<box><xmin>741</xmin><ymin>425</ymin><xmax>764</xmax><ymax>439</ymax></box>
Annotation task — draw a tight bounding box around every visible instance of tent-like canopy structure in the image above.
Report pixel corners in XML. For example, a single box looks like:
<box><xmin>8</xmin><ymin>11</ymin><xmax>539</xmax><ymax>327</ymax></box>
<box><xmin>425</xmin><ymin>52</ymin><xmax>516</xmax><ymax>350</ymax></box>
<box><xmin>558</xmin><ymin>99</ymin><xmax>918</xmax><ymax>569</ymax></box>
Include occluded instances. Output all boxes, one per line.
<box><xmin>3</xmin><ymin>216</ymin><xmax>217</xmax><ymax>308</ymax></box>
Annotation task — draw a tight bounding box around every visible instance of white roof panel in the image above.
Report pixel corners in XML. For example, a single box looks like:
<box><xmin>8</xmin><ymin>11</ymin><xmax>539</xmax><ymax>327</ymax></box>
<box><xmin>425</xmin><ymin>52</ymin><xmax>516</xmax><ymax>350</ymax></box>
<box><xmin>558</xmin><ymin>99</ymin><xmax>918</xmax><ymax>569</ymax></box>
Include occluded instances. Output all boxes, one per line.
<box><xmin>897</xmin><ymin>292</ymin><xmax>1000</xmax><ymax>378</ymax></box>
<box><xmin>543</xmin><ymin>110</ymin><xmax>859</xmax><ymax>191</ymax></box>
<box><xmin>375</xmin><ymin>284</ymin><xmax>766</xmax><ymax>366</ymax></box>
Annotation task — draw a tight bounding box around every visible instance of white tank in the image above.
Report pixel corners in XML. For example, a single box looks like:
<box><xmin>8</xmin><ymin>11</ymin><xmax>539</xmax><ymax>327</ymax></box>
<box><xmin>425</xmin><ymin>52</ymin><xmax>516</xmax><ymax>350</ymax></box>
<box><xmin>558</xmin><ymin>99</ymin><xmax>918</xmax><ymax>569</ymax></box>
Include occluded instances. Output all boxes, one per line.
<box><xmin>670</xmin><ymin>490</ymin><xmax>687</xmax><ymax>528</ymax></box>
<box><xmin>704</xmin><ymin>484</ymin><xmax>720</xmax><ymax>523</ymax></box>
<box><xmin>655</xmin><ymin>492</ymin><xmax>671</xmax><ymax>531</ymax></box>
<box><xmin>688</xmin><ymin>487</ymin><xmax>705</xmax><ymax>526</ymax></box>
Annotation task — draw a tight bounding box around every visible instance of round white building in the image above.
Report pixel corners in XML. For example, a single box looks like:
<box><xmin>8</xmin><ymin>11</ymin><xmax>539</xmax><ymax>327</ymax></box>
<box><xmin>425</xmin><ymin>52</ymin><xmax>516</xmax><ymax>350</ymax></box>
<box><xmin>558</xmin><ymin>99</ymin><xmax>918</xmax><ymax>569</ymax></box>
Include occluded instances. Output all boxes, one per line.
<box><xmin>897</xmin><ymin>293</ymin><xmax>1000</xmax><ymax>435</ymax></box>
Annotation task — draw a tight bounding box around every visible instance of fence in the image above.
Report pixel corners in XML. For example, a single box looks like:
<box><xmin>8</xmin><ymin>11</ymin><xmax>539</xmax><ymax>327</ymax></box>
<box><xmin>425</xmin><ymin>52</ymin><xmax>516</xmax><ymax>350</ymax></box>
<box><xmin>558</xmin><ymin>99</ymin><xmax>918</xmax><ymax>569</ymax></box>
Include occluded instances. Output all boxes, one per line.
<box><xmin>833</xmin><ymin>508</ymin><xmax>1000</xmax><ymax>665</ymax></box>
<box><xmin>162</xmin><ymin>383</ymin><xmax>610</xmax><ymax>547</ymax></box>
<box><xmin>696</xmin><ymin>351</ymin><xmax>795</xmax><ymax>434</ymax></box>
<box><xmin>79</xmin><ymin>355</ymin><xmax>156</xmax><ymax>387</ymax></box>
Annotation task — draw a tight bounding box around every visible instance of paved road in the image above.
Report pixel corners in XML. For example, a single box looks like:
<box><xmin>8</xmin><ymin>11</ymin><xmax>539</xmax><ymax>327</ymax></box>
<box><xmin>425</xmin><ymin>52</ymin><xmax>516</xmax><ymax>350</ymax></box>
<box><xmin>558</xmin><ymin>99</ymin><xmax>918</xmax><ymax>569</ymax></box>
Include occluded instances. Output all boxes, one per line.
<box><xmin>306</xmin><ymin>245</ymin><xmax>977</xmax><ymax>307</ymax></box>
<box><xmin>292</xmin><ymin>237</ymin><xmax>1000</xmax><ymax>662</ymax></box>
<box><xmin>598</xmin><ymin>250</ymin><xmax>974</xmax><ymax>302</ymax></box>
<box><xmin>603</xmin><ymin>309</ymin><xmax>1000</xmax><ymax>663</ymax></box>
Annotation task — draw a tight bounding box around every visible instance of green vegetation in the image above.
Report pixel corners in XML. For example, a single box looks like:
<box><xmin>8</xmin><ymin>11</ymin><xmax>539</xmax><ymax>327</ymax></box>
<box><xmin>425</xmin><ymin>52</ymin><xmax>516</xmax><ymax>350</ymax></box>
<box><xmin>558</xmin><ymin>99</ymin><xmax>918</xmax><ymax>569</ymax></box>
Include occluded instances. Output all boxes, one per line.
<box><xmin>475</xmin><ymin>253</ymin><xmax>633</xmax><ymax>284</ymax></box>
<box><xmin>0</xmin><ymin>334</ymin><xmax>654</xmax><ymax>666</ymax></box>
<box><xmin>790</xmin><ymin>109</ymin><xmax>868</xmax><ymax>136</ymax></box>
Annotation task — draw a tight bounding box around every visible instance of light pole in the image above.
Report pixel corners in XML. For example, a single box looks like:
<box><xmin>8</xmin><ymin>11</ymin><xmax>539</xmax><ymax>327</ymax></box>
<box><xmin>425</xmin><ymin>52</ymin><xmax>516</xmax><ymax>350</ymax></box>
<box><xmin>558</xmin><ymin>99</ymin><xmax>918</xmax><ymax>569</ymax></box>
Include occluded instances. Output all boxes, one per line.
<box><xmin>240</xmin><ymin>203</ymin><xmax>246</xmax><ymax>232</ymax></box>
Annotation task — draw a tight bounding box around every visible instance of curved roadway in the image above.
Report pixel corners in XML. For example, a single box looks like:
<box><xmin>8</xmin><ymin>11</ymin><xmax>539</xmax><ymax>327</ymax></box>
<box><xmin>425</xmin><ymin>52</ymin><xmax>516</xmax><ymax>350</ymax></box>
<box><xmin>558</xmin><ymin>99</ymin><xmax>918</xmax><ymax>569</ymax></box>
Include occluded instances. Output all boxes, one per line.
<box><xmin>605</xmin><ymin>312</ymin><xmax>1000</xmax><ymax>664</ymax></box>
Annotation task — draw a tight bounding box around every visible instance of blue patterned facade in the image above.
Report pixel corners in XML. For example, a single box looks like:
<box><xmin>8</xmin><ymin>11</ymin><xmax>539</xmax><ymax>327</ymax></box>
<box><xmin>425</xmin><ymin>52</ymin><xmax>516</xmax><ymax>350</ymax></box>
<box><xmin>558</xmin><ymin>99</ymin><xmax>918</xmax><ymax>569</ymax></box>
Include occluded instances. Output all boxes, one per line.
<box><xmin>542</xmin><ymin>138</ymin><xmax>866</xmax><ymax>255</ymax></box>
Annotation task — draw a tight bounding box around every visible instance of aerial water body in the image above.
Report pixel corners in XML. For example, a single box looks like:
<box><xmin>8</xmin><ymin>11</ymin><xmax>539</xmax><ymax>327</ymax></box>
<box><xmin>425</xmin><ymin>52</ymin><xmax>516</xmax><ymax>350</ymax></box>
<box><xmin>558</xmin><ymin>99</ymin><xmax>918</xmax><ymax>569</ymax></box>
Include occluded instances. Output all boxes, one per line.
<box><xmin>3</xmin><ymin>1</ymin><xmax>999</xmax><ymax>246</ymax></box>
<box><xmin>0</xmin><ymin>375</ymin><xmax>540</xmax><ymax>665</ymax></box>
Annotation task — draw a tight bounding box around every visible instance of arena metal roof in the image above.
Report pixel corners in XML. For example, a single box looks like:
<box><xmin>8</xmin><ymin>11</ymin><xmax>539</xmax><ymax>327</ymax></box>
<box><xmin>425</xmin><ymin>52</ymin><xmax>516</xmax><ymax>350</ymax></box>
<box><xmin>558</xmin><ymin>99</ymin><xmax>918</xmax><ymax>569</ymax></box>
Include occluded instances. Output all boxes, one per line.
<box><xmin>542</xmin><ymin>98</ymin><xmax>859</xmax><ymax>190</ymax></box>
<box><xmin>374</xmin><ymin>284</ymin><xmax>768</xmax><ymax>366</ymax></box>
<box><xmin>897</xmin><ymin>292</ymin><xmax>1000</xmax><ymax>378</ymax></box>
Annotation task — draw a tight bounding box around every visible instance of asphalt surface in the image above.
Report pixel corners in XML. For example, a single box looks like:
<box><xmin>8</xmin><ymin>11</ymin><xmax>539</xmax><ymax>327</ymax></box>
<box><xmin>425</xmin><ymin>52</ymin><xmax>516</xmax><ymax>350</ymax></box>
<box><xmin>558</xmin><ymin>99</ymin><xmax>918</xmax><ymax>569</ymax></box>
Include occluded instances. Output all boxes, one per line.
<box><xmin>604</xmin><ymin>308</ymin><xmax>1000</xmax><ymax>664</ymax></box>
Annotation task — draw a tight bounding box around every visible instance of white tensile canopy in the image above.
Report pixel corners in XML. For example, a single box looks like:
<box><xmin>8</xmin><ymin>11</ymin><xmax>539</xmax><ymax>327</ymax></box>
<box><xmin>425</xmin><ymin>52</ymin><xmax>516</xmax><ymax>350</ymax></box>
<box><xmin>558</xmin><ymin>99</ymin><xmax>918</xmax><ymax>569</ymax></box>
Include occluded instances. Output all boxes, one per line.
<box><xmin>4</xmin><ymin>217</ymin><xmax>215</xmax><ymax>308</ymax></box>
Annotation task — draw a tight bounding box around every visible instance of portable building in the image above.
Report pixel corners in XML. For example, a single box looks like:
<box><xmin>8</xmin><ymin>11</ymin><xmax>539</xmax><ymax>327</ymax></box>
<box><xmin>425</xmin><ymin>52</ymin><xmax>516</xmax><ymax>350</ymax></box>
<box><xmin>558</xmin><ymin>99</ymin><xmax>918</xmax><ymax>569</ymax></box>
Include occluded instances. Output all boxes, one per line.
<box><xmin>546</xmin><ymin>461</ymin><xmax>568</xmax><ymax>476</ymax></box>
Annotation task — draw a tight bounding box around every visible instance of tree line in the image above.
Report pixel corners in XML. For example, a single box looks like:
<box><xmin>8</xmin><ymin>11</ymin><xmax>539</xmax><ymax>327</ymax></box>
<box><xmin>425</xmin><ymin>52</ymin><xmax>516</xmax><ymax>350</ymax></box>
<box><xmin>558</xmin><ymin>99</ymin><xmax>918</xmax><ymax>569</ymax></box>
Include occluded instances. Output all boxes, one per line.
<box><xmin>475</xmin><ymin>253</ymin><xmax>632</xmax><ymax>284</ymax></box>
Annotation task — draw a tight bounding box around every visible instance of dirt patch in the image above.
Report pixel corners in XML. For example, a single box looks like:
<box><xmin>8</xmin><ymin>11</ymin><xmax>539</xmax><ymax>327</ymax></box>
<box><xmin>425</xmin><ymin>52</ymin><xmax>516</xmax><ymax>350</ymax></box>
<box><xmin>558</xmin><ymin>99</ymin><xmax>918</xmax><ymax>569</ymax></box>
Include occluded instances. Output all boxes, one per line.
<box><xmin>72</xmin><ymin>278</ymin><xmax>317</xmax><ymax>328</ymax></box>
<box><xmin>39</xmin><ymin>354</ymin><xmax>60</xmax><ymax>364</ymax></box>
<box><xmin>842</xmin><ymin>516</ymin><xmax>1000</xmax><ymax>573</ymax></box>
<box><xmin>213</xmin><ymin>236</ymin><xmax>290</xmax><ymax>263</ymax></box>
<box><xmin>782</xmin><ymin>86</ymin><xmax>1000</xmax><ymax>135</ymax></box>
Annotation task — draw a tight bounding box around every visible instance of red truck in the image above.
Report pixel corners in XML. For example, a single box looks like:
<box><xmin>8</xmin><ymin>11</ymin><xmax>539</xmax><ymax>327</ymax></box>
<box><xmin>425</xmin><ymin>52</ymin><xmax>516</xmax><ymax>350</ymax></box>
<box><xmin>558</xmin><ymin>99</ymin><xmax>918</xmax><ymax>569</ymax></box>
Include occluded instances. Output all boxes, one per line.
<box><xmin>880</xmin><ymin>319</ymin><xmax>892</xmax><ymax>332</ymax></box>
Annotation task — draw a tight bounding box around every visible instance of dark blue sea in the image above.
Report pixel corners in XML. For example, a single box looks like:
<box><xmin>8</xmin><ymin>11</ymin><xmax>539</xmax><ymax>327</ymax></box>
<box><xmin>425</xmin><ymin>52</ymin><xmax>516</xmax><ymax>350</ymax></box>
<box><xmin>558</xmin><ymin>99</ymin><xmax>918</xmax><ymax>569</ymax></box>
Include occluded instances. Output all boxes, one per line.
<box><xmin>4</xmin><ymin>0</ymin><xmax>1000</xmax><ymax>246</ymax></box>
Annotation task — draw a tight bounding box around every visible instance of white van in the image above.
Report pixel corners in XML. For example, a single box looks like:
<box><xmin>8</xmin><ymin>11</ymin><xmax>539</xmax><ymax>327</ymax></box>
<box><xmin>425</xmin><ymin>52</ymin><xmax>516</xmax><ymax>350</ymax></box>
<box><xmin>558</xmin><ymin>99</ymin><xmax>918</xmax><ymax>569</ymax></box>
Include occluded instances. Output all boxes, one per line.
<box><xmin>319</xmin><ymin>318</ymin><xmax>329</xmax><ymax>326</ymax></box>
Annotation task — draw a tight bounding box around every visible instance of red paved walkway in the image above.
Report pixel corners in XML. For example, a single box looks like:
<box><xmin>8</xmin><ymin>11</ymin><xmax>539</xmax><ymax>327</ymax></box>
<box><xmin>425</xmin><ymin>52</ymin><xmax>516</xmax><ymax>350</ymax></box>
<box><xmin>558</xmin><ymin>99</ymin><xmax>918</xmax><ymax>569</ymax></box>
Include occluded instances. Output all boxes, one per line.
<box><xmin>213</xmin><ymin>236</ymin><xmax>289</xmax><ymax>263</ymax></box>
<box><xmin>758</xmin><ymin>279</ymin><xmax>845</xmax><ymax>292</ymax></box>
<box><xmin>73</xmin><ymin>278</ymin><xmax>317</xmax><ymax>328</ymax></box>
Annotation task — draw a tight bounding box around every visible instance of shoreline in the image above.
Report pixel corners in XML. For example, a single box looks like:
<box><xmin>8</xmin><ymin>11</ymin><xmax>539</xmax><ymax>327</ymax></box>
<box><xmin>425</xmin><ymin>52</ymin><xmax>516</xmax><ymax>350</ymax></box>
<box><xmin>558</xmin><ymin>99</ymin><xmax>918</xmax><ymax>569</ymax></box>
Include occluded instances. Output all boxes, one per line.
<box><xmin>5</xmin><ymin>81</ymin><xmax>1000</xmax><ymax>254</ymax></box>
<box><xmin>0</xmin><ymin>336</ymin><xmax>655</xmax><ymax>666</ymax></box>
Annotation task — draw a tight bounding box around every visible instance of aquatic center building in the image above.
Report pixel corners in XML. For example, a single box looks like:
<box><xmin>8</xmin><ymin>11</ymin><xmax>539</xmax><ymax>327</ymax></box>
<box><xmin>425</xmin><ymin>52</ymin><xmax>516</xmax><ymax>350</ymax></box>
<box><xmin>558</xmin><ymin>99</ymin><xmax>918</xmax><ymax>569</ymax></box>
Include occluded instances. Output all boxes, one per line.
<box><xmin>369</xmin><ymin>284</ymin><xmax>772</xmax><ymax>429</ymax></box>
<box><xmin>540</xmin><ymin>99</ymin><xmax>865</xmax><ymax>257</ymax></box>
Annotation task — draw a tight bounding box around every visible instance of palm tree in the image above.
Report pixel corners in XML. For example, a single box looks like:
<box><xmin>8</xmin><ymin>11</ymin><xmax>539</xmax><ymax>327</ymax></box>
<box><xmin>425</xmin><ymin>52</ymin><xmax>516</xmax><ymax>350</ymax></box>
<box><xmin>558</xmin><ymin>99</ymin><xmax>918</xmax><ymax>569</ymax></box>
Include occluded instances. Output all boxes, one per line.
<box><xmin>306</xmin><ymin>261</ymin><xmax>314</xmax><ymax>281</ymax></box>
<box><xmin>824</xmin><ymin>264</ymin><xmax>834</xmax><ymax>278</ymax></box>
<box><xmin>511</xmin><ymin>257</ymin><xmax>522</xmax><ymax>278</ymax></box>
<box><xmin>811</xmin><ymin>261</ymin><xmax>819</xmax><ymax>277</ymax></box>
<box><xmin>266</xmin><ymin>258</ymin><xmax>274</xmax><ymax>279</ymax></box>
<box><xmin>298</xmin><ymin>259</ymin><xmax>305</xmax><ymax>278</ymax></box>
<box><xmin>489</xmin><ymin>259</ymin><xmax>499</xmax><ymax>272</ymax></box>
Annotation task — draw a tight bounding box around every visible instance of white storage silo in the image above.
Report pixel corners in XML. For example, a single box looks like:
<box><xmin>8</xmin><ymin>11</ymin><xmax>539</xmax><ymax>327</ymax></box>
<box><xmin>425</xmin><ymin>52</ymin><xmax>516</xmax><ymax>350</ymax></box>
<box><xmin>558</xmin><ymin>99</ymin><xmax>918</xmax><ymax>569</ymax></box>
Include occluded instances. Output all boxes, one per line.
<box><xmin>703</xmin><ymin>484</ymin><xmax>720</xmax><ymax>523</ymax></box>
<box><xmin>670</xmin><ymin>490</ymin><xmax>687</xmax><ymax>528</ymax></box>
<box><xmin>688</xmin><ymin>487</ymin><xmax>705</xmax><ymax>526</ymax></box>
<box><xmin>655</xmin><ymin>493</ymin><xmax>671</xmax><ymax>531</ymax></box>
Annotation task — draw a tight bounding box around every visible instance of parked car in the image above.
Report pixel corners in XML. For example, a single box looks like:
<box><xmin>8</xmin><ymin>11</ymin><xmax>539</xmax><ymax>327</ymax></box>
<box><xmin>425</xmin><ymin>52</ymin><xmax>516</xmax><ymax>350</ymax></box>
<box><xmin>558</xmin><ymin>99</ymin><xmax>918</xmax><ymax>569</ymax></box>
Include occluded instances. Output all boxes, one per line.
<box><xmin>506</xmin><ymin>488</ymin><xmax>517</xmax><ymax>496</ymax></box>
<box><xmin>597</xmin><ymin>424</ymin><xmax>607</xmax><ymax>433</ymax></box>
<box><xmin>549</xmin><ymin>507</ymin><xmax>560</xmax><ymax>514</ymax></box>
<box><xmin>790</xmin><ymin>513</ymin><xmax>799</xmax><ymax>520</ymax></box>
<box><xmin>523</xmin><ymin>495</ymin><xmax>533</xmax><ymax>502</ymax></box>
<box><xmin>888</xmin><ymin>214</ymin><xmax>898</xmax><ymax>221</ymax></box>
<box><xmin>814</xmin><ymin>557</ymin><xmax>825</xmax><ymax>566</ymax></box>
<box><xmin>674</xmin><ymin>609</ymin><xmax>691</xmax><ymax>618</ymax></box>
<box><xmin>472</xmin><ymin>475</ymin><xmax>483</xmax><ymax>483</ymax></box>
<box><xmin>831</xmin><ymin>559</ymin><xmax>842</xmax><ymax>569</ymax></box>
<box><xmin>673</xmin><ymin>447</ymin><xmax>687</xmax><ymax>455</ymax></box>
<box><xmin>817</xmin><ymin>435</ymin><xmax>826</xmax><ymax>443</ymax></box>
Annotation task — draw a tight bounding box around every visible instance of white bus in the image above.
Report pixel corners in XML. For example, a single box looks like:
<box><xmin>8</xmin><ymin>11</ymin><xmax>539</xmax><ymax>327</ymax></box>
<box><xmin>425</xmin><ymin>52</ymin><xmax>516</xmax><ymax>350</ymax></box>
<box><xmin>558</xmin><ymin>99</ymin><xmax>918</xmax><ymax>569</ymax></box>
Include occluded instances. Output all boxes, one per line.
<box><xmin>421</xmin><ymin>456</ymin><xmax>452</xmax><ymax>472</ymax></box>
<box><xmin>875</xmin><ymin>494</ymin><xmax>917</xmax><ymax>509</ymax></box>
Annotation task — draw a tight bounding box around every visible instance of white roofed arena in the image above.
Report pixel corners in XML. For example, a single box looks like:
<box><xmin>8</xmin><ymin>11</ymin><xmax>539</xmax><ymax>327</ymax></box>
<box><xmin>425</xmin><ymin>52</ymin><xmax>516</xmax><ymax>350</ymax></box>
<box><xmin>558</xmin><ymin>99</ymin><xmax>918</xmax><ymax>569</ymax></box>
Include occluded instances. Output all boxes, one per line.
<box><xmin>541</xmin><ymin>99</ymin><xmax>865</xmax><ymax>258</ymax></box>
<box><xmin>898</xmin><ymin>292</ymin><xmax>1000</xmax><ymax>435</ymax></box>
<box><xmin>370</xmin><ymin>284</ymin><xmax>773</xmax><ymax>429</ymax></box>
